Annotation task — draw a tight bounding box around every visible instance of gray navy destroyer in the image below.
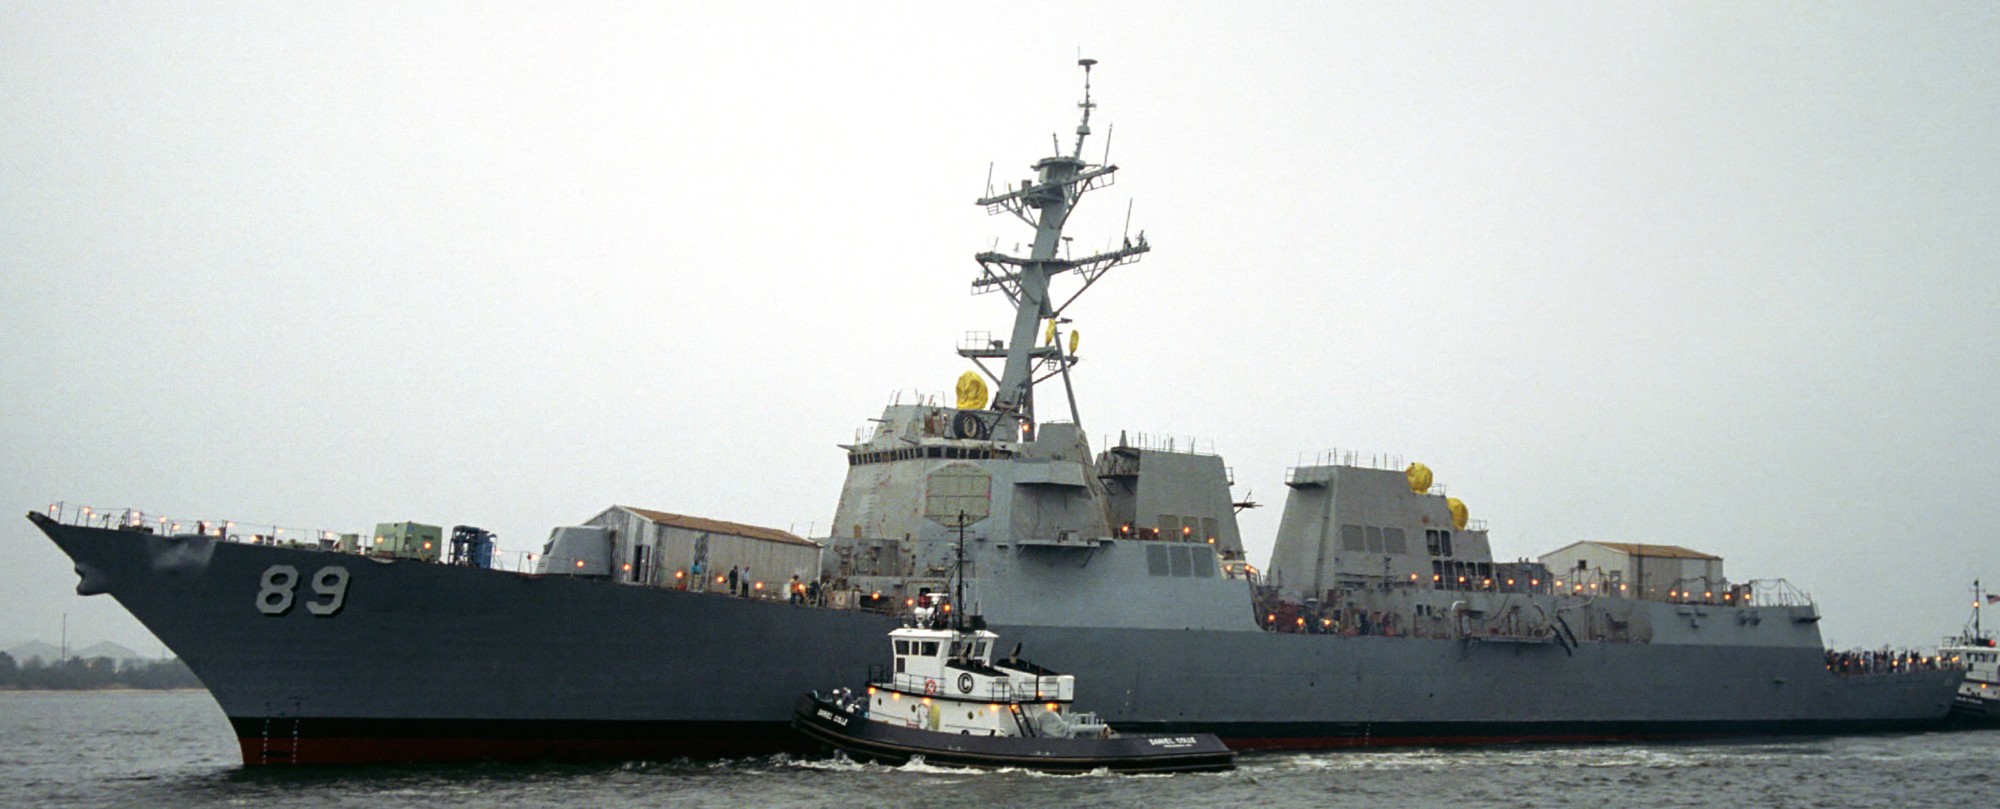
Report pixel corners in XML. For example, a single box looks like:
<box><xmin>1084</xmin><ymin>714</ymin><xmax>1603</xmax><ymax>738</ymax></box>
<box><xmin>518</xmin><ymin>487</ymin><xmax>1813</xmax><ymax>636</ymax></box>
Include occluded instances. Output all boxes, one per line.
<box><xmin>28</xmin><ymin>61</ymin><xmax>1958</xmax><ymax>765</ymax></box>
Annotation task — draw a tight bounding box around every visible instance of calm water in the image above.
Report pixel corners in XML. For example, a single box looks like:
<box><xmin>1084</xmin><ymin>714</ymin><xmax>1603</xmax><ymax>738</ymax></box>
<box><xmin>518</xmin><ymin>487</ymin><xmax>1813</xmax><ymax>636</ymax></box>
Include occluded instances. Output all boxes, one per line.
<box><xmin>1</xmin><ymin>690</ymin><xmax>1993</xmax><ymax>808</ymax></box>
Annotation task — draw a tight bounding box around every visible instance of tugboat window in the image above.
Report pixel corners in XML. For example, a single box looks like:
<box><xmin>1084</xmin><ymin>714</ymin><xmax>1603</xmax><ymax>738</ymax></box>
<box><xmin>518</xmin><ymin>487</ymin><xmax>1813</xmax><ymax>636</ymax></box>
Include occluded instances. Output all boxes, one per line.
<box><xmin>922</xmin><ymin>642</ymin><xmax>939</xmax><ymax>656</ymax></box>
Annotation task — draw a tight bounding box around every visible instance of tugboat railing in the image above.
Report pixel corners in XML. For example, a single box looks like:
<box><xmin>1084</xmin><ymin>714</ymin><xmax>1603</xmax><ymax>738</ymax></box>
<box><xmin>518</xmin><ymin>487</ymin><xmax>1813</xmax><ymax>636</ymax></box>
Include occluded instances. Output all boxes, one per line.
<box><xmin>870</xmin><ymin>669</ymin><xmax>1067</xmax><ymax>703</ymax></box>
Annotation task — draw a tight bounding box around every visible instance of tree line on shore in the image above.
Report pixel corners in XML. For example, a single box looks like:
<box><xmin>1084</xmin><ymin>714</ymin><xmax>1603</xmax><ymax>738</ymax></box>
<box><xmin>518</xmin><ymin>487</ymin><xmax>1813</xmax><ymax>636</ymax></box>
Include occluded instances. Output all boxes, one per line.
<box><xmin>0</xmin><ymin>652</ymin><xmax>201</xmax><ymax>690</ymax></box>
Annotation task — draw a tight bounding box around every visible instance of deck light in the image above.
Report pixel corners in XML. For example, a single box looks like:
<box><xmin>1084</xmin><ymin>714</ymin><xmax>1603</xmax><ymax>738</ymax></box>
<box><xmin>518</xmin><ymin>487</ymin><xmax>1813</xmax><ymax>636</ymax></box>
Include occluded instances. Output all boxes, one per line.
<box><xmin>576</xmin><ymin>560</ymin><xmax>586</xmax><ymax>568</ymax></box>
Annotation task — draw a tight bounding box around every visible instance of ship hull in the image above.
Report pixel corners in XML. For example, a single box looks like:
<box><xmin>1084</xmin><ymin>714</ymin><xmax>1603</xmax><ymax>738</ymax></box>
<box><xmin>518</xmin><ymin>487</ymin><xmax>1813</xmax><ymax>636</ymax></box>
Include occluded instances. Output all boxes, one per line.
<box><xmin>31</xmin><ymin>514</ymin><xmax>1958</xmax><ymax>765</ymax></box>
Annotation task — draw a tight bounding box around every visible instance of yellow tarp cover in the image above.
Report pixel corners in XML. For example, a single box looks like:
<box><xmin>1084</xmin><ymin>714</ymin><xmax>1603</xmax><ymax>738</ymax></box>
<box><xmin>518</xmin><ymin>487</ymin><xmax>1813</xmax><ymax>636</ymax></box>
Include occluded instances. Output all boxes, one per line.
<box><xmin>1447</xmin><ymin>497</ymin><xmax>1469</xmax><ymax>530</ymax></box>
<box><xmin>955</xmin><ymin>371</ymin><xmax>989</xmax><ymax>411</ymax></box>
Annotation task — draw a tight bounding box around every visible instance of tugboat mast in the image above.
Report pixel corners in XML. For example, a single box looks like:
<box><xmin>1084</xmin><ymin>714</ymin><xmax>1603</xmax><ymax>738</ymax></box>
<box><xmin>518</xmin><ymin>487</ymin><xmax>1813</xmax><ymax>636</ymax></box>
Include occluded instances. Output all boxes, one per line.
<box><xmin>966</xmin><ymin>58</ymin><xmax>1149</xmax><ymax>436</ymax></box>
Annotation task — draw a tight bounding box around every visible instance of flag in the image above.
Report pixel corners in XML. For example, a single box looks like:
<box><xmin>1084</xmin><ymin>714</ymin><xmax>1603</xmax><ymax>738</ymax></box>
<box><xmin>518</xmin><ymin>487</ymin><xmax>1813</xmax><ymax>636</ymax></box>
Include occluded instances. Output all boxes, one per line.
<box><xmin>1986</xmin><ymin>594</ymin><xmax>2000</xmax><ymax>604</ymax></box>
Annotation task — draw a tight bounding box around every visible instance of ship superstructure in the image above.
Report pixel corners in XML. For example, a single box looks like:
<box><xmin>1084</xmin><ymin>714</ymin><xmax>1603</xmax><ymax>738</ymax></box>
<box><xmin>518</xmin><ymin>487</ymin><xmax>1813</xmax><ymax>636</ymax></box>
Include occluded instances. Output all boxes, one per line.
<box><xmin>25</xmin><ymin>61</ymin><xmax>1960</xmax><ymax>765</ymax></box>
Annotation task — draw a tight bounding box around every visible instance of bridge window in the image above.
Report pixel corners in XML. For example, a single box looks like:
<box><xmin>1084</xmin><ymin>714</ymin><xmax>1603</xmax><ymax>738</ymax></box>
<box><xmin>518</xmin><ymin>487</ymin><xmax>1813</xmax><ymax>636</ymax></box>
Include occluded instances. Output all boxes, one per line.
<box><xmin>1341</xmin><ymin>524</ymin><xmax>1366</xmax><ymax>552</ymax></box>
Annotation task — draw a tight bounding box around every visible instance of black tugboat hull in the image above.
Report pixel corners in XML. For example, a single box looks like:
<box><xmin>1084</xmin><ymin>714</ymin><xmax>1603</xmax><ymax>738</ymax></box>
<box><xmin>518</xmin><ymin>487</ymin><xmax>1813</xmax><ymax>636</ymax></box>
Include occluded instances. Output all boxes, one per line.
<box><xmin>790</xmin><ymin>695</ymin><xmax>1234</xmax><ymax>774</ymax></box>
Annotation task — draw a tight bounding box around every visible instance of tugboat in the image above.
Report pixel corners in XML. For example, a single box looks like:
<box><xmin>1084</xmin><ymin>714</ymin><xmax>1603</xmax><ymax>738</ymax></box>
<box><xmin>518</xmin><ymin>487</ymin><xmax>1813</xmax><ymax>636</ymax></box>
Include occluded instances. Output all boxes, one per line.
<box><xmin>1942</xmin><ymin>581</ymin><xmax>2000</xmax><ymax>724</ymax></box>
<box><xmin>791</xmin><ymin>615</ymin><xmax>1235</xmax><ymax>773</ymax></box>
<box><xmin>792</xmin><ymin>504</ymin><xmax>1234</xmax><ymax>773</ymax></box>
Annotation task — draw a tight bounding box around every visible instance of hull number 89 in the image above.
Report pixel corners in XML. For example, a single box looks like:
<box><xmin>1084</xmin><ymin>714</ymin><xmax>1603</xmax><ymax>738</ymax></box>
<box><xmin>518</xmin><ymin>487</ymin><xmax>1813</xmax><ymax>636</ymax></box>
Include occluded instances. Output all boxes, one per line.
<box><xmin>255</xmin><ymin>565</ymin><xmax>350</xmax><ymax>617</ymax></box>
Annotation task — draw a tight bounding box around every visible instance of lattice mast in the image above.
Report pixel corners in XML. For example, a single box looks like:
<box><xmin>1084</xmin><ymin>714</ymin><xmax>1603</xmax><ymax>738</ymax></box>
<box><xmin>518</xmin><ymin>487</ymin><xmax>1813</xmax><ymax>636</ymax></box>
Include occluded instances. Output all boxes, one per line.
<box><xmin>964</xmin><ymin>58</ymin><xmax>1149</xmax><ymax>435</ymax></box>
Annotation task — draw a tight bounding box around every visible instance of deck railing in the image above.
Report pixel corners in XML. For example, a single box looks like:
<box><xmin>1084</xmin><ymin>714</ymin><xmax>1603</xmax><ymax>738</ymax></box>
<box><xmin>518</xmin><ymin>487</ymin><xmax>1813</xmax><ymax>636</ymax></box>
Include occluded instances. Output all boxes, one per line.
<box><xmin>35</xmin><ymin>501</ymin><xmax>545</xmax><ymax>573</ymax></box>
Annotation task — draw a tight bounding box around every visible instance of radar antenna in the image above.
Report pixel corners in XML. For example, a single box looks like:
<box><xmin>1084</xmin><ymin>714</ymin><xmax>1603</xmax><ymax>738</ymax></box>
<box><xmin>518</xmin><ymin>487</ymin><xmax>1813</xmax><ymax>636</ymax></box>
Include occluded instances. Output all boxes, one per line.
<box><xmin>1072</xmin><ymin>58</ymin><xmax>1096</xmax><ymax>159</ymax></box>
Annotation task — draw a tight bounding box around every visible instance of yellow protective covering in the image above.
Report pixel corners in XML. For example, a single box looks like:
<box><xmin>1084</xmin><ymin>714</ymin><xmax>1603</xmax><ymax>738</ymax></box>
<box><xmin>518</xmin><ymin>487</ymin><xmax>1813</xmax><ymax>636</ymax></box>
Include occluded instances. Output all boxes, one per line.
<box><xmin>1405</xmin><ymin>462</ymin><xmax>1433</xmax><ymax>494</ymax></box>
<box><xmin>1068</xmin><ymin>330</ymin><xmax>1080</xmax><ymax>355</ymax></box>
<box><xmin>955</xmin><ymin>371</ymin><xmax>989</xmax><ymax>411</ymax></box>
<box><xmin>1044</xmin><ymin>319</ymin><xmax>1058</xmax><ymax>346</ymax></box>
<box><xmin>1447</xmin><ymin>498</ymin><xmax>1469</xmax><ymax>530</ymax></box>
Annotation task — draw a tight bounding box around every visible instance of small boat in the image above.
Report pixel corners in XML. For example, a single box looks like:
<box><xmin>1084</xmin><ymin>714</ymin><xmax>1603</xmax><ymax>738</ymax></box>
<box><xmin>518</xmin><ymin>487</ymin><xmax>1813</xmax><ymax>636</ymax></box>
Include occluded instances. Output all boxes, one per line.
<box><xmin>792</xmin><ymin>601</ymin><xmax>1234</xmax><ymax>774</ymax></box>
<box><xmin>1943</xmin><ymin>581</ymin><xmax>2000</xmax><ymax>725</ymax></box>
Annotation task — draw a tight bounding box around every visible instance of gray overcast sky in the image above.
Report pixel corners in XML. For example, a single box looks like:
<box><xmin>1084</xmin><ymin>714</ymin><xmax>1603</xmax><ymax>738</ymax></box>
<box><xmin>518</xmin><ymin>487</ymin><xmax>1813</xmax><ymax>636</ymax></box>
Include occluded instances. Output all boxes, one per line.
<box><xmin>3</xmin><ymin>3</ymin><xmax>1995</xmax><ymax>653</ymax></box>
